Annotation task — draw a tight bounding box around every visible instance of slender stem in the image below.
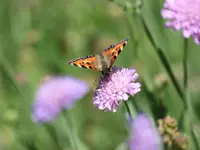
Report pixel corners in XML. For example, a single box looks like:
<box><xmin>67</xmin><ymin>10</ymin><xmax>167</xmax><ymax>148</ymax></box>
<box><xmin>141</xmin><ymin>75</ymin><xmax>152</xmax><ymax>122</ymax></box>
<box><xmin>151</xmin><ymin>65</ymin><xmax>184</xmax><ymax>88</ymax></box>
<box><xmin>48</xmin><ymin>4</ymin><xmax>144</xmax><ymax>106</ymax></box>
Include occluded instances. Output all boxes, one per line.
<box><xmin>63</xmin><ymin>111</ymin><xmax>77</xmax><ymax>150</ymax></box>
<box><xmin>192</xmin><ymin>126</ymin><xmax>200</xmax><ymax>150</ymax></box>
<box><xmin>183</xmin><ymin>39</ymin><xmax>188</xmax><ymax>91</ymax></box>
<box><xmin>45</xmin><ymin>124</ymin><xmax>63</xmax><ymax>150</ymax></box>
<box><xmin>123</xmin><ymin>101</ymin><xmax>132</xmax><ymax>118</ymax></box>
<box><xmin>0</xmin><ymin>52</ymin><xmax>25</xmax><ymax>97</ymax></box>
<box><xmin>179</xmin><ymin>39</ymin><xmax>189</xmax><ymax>129</ymax></box>
<box><xmin>183</xmin><ymin>39</ymin><xmax>189</xmax><ymax>110</ymax></box>
<box><xmin>157</xmin><ymin>49</ymin><xmax>184</xmax><ymax>100</ymax></box>
<box><xmin>140</xmin><ymin>16</ymin><xmax>184</xmax><ymax>101</ymax></box>
<box><xmin>124</xmin><ymin>13</ymin><xmax>139</xmax><ymax>59</ymax></box>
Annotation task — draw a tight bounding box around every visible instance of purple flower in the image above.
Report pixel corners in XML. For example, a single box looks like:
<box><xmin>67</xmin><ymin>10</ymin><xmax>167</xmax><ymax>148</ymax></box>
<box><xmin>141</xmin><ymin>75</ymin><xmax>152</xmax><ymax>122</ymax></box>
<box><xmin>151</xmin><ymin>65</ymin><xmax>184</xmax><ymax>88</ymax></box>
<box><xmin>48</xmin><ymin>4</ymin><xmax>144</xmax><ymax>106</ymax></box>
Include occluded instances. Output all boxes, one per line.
<box><xmin>161</xmin><ymin>0</ymin><xmax>200</xmax><ymax>44</ymax></box>
<box><xmin>32</xmin><ymin>76</ymin><xmax>89</xmax><ymax>123</ymax></box>
<box><xmin>128</xmin><ymin>114</ymin><xmax>163</xmax><ymax>150</ymax></box>
<box><xmin>93</xmin><ymin>67</ymin><xmax>141</xmax><ymax>112</ymax></box>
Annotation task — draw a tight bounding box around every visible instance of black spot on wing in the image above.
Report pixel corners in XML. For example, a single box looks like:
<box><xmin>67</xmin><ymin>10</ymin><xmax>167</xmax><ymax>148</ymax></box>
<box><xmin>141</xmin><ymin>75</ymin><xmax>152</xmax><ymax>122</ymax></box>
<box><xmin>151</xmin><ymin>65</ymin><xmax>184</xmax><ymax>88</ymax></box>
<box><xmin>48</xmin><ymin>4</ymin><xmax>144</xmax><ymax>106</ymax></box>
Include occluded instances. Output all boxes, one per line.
<box><xmin>123</xmin><ymin>43</ymin><xmax>126</xmax><ymax>47</ymax></box>
<box><xmin>113</xmin><ymin>56</ymin><xmax>117</xmax><ymax>59</ymax></box>
<box><xmin>81</xmin><ymin>55</ymin><xmax>95</xmax><ymax>60</ymax></box>
<box><xmin>81</xmin><ymin>65</ymin><xmax>87</xmax><ymax>68</ymax></box>
<box><xmin>86</xmin><ymin>62</ymin><xmax>91</xmax><ymax>65</ymax></box>
<box><xmin>69</xmin><ymin>55</ymin><xmax>95</xmax><ymax>63</ymax></box>
<box><xmin>89</xmin><ymin>66</ymin><xmax>92</xmax><ymax>69</ymax></box>
<box><xmin>104</xmin><ymin>37</ymin><xmax>129</xmax><ymax>52</ymax></box>
<box><xmin>117</xmin><ymin>49</ymin><xmax>121</xmax><ymax>55</ymax></box>
<box><xmin>105</xmin><ymin>44</ymin><xmax>115</xmax><ymax>51</ymax></box>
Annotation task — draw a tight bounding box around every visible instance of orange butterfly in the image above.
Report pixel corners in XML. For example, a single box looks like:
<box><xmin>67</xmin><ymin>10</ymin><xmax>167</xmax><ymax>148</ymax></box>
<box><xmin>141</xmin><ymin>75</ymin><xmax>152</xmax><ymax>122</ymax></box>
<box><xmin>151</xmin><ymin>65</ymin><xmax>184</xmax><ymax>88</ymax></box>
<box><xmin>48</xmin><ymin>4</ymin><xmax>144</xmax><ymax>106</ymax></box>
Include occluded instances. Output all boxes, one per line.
<box><xmin>68</xmin><ymin>37</ymin><xmax>129</xmax><ymax>74</ymax></box>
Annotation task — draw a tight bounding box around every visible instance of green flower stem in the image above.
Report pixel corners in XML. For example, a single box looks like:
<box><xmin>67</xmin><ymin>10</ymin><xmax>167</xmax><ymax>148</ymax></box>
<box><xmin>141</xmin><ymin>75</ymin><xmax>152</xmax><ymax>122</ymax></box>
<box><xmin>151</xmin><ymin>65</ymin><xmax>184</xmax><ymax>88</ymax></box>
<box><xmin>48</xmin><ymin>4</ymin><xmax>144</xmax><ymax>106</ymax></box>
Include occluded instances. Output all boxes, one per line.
<box><xmin>0</xmin><ymin>53</ymin><xmax>21</xmax><ymax>93</ymax></box>
<box><xmin>45</xmin><ymin>124</ymin><xmax>63</xmax><ymax>150</ymax></box>
<box><xmin>140</xmin><ymin>17</ymin><xmax>184</xmax><ymax>101</ymax></box>
<box><xmin>182</xmin><ymin>40</ymin><xmax>199</xmax><ymax>149</ymax></box>
<box><xmin>124</xmin><ymin>12</ymin><xmax>140</xmax><ymax>59</ymax></box>
<box><xmin>63</xmin><ymin>111</ymin><xmax>78</xmax><ymax>150</ymax></box>
<box><xmin>192</xmin><ymin>126</ymin><xmax>200</xmax><ymax>150</ymax></box>
<box><xmin>183</xmin><ymin>39</ymin><xmax>190</xmax><ymax>110</ymax></box>
<box><xmin>183</xmin><ymin>39</ymin><xmax>188</xmax><ymax>93</ymax></box>
<box><xmin>179</xmin><ymin>39</ymin><xmax>189</xmax><ymax>125</ymax></box>
<box><xmin>124</xmin><ymin>101</ymin><xmax>132</xmax><ymax>118</ymax></box>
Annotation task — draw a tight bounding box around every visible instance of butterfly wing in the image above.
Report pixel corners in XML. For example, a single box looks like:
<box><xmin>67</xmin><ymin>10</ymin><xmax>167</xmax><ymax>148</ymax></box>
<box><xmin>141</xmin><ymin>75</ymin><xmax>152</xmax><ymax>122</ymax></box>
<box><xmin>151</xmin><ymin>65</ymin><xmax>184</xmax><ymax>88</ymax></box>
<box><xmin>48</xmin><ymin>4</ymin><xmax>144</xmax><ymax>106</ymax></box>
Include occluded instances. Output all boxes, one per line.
<box><xmin>68</xmin><ymin>55</ymin><xmax>99</xmax><ymax>71</ymax></box>
<box><xmin>103</xmin><ymin>37</ymin><xmax>129</xmax><ymax>66</ymax></box>
<box><xmin>69</xmin><ymin>37</ymin><xmax>129</xmax><ymax>73</ymax></box>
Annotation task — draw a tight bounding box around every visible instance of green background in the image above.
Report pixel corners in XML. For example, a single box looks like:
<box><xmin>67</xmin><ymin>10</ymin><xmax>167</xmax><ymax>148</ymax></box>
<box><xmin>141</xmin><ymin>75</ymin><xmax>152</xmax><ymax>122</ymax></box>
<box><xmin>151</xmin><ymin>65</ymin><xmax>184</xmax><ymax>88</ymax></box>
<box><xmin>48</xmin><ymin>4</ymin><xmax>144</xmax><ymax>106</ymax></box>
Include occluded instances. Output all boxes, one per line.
<box><xmin>0</xmin><ymin>0</ymin><xmax>200</xmax><ymax>149</ymax></box>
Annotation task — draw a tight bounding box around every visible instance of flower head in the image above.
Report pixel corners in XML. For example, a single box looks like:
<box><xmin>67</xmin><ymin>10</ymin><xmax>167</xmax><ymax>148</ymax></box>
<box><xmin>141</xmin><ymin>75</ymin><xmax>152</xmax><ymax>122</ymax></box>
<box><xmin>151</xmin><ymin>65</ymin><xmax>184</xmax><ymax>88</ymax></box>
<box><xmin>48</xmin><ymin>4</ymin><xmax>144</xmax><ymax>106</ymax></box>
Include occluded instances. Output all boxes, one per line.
<box><xmin>129</xmin><ymin>114</ymin><xmax>163</xmax><ymax>150</ymax></box>
<box><xmin>32</xmin><ymin>76</ymin><xmax>89</xmax><ymax>123</ymax></box>
<box><xmin>93</xmin><ymin>67</ymin><xmax>141</xmax><ymax>112</ymax></box>
<box><xmin>161</xmin><ymin>0</ymin><xmax>200</xmax><ymax>44</ymax></box>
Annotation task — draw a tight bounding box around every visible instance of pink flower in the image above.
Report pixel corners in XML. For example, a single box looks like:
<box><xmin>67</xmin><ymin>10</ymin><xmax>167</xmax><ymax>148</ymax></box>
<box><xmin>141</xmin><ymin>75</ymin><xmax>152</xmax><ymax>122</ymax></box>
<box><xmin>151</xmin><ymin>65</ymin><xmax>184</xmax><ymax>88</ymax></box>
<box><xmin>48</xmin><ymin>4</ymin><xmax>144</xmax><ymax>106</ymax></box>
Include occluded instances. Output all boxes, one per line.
<box><xmin>161</xmin><ymin>0</ymin><xmax>200</xmax><ymax>44</ymax></box>
<box><xmin>93</xmin><ymin>67</ymin><xmax>141</xmax><ymax>112</ymax></box>
<box><xmin>128</xmin><ymin>114</ymin><xmax>163</xmax><ymax>150</ymax></box>
<box><xmin>32</xmin><ymin>76</ymin><xmax>89</xmax><ymax>123</ymax></box>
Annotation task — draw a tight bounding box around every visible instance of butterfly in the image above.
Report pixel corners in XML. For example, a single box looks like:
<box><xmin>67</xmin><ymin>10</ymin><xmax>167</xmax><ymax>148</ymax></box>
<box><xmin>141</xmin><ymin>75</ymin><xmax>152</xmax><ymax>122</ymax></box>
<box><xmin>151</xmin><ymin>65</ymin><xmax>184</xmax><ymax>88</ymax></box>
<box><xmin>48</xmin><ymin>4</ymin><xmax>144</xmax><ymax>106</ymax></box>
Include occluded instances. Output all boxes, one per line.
<box><xmin>68</xmin><ymin>37</ymin><xmax>129</xmax><ymax>74</ymax></box>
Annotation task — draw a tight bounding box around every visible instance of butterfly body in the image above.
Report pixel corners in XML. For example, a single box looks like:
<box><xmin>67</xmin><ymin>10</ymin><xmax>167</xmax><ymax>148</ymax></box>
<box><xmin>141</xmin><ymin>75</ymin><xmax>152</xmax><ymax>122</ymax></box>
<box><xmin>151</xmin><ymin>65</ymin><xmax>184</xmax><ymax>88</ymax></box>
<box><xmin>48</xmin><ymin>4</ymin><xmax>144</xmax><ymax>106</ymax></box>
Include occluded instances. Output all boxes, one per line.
<box><xmin>94</xmin><ymin>53</ymin><xmax>112</xmax><ymax>73</ymax></box>
<box><xmin>68</xmin><ymin>37</ymin><xmax>129</xmax><ymax>74</ymax></box>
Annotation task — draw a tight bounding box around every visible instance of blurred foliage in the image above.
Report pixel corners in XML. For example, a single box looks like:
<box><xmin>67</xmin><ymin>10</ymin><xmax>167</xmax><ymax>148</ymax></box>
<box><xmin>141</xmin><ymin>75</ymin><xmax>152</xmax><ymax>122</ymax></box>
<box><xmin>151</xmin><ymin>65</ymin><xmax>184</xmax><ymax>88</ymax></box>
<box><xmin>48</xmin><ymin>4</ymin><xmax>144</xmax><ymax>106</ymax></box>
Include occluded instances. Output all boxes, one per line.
<box><xmin>0</xmin><ymin>0</ymin><xmax>200</xmax><ymax>149</ymax></box>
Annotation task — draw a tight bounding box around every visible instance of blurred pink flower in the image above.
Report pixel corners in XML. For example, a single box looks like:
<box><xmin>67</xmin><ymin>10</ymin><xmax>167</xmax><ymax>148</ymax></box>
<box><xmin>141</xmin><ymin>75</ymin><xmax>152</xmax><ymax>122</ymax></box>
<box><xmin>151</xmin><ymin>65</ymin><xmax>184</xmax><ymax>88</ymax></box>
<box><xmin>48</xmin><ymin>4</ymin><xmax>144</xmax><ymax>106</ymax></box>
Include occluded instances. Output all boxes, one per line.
<box><xmin>32</xmin><ymin>76</ymin><xmax>89</xmax><ymax>123</ymax></box>
<box><xmin>128</xmin><ymin>114</ymin><xmax>163</xmax><ymax>150</ymax></box>
<box><xmin>161</xmin><ymin>0</ymin><xmax>200</xmax><ymax>44</ymax></box>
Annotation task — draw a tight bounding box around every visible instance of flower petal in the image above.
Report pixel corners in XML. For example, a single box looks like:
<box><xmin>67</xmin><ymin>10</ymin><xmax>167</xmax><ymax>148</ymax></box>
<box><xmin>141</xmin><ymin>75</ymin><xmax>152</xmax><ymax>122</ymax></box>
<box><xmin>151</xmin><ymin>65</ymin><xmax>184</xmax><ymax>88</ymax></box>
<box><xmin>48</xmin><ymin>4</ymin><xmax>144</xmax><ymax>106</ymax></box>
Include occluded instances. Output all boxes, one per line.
<box><xmin>128</xmin><ymin>114</ymin><xmax>163</xmax><ymax>150</ymax></box>
<box><xmin>93</xmin><ymin>66</ymin><xmax>141</xmax><ymax>112</ymax></box>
